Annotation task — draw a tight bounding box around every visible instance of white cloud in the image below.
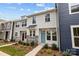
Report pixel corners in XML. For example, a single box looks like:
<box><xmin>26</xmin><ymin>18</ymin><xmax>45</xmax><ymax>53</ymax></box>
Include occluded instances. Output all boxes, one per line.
<box><xmin>44</xmin><ymin>7</ymin><xmax>55</xmax><ymax>10</ymax></box>
<box><xmin>27</xmin><ymin>9</ymin><xmax>31</xmax><ymax>11</ymax></box>
<box><xmin>20</xmin><ymin>8</ymin><xmax>24</xmax><ymax>11</ymax></box>
<box><xmin>35</xmin><ymin>3</ymin><xmax>45</xmax><ymax>7</ymax></box>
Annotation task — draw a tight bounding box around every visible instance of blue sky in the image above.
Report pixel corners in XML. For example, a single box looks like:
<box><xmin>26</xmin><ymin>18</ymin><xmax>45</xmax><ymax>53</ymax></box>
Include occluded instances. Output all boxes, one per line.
<box><xmin>0</xmin><ymin>3</ymin><xmax>55</xmax><ymax>20</ymax></box>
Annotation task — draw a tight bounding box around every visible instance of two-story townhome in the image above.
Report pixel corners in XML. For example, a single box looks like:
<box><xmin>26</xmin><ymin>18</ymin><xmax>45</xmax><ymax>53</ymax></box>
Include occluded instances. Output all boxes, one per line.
<box><xmin>2</xmin><ymin>21</ymin><xmax>14</xmax><ymax>41</ymax></box>
<box><xmin>0</xmin><ymin>19</ymin><xmax>6</xmax><ymax>40</ymax></box>
<box><xmin>56</xmin><ymin>3</ymin><xmax>79</xmax><ymax>55</ymax></box>
<box><xmin>25</xmin><ymin>8</ymin><xmax>58</xmax><ymax>46</ymax></box>
<box><xmin>13</xmin><ymin>17</ymin><xmax>27</xmax><ymax>42</ymax></box>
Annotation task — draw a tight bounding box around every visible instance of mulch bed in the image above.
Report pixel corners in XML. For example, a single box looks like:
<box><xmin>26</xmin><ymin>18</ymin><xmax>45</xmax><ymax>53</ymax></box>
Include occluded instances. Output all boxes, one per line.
<box><xmin>36</xmin><ymin>48</ymin><xmax>62</xmax><ymax>56</ymax></box>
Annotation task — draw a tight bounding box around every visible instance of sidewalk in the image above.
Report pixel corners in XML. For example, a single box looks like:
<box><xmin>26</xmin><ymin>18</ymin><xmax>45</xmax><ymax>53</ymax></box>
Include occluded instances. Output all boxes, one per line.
<box><xmin>0</xmin><ymin>51</ymin><xmax>10</xmax><ymax>56</ymax></box>
<box><xmin>0</xmin><ymin>42</ymin><xmax>17</xmax><ymax>48</ymax></box>
<box><xmin>25</xmin><ymin>43</ymin><xmax>45</xmax><ymax>56</ymax></box>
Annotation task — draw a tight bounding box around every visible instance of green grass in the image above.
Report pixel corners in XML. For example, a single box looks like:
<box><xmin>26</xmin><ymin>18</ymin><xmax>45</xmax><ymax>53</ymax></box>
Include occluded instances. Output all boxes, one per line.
<box><xmin>0</xmin><ymin>46</ymin><xmax>27</xmax><ymax>56</ymax></box>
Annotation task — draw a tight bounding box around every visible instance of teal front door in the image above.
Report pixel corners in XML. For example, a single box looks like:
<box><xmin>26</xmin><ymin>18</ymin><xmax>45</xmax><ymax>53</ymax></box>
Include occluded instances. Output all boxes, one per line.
<box><xmin>41</xmin><ymin>31</ymin><xmax>45</xmax><ymax>43</ymax></box>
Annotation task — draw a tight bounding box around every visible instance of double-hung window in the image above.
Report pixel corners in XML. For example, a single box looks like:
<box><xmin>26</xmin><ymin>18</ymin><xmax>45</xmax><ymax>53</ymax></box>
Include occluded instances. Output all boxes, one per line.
<box><xmin>32</xmin><ymin>16</ymin><xmax>36</xmax><ymax>24</ymax></box>
<box><xmin>45</xmin><ymin>14</ymin><xmax>50</xmax><ymax>22</ymax></box>
<box><xmin>71</xmin><ymin>25</ymin><xmax>79</xmax><ymax>49</ymax></box>
<box><xmin>30</xmin><ymin>30</ymin><xmax>35</xmax><ymax>37</ymax></box>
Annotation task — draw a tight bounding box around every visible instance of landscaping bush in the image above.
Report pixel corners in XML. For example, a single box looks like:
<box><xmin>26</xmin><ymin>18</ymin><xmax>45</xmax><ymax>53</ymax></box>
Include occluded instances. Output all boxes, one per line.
<box><xmin>31</xmin><ymin>41</ymin><xmax>35</xmax><ymax>46</ymax></box>
<box><xmin>51</xmin><ymin>44</ymin><xmax>58</xmax><ymax>50</ymax></box>
<box><xmin>18</xmin><ymin>41</ymin><xmax>25</xmax><ymax>45</ymax></box>
<box><xmin>47</xmin><ymin>49</ymin><xmax>52</xmax><ymax>54</ymax></box>
<box><xmin>18</xmin><ymin>40</ymin><xmax>30</xmax><ymax>46</ymax></box>
<box><xmin>62</xmin><ymin>49</ymin><xmax>76</xmax><ymax>56</ymax></box>
<box><xmin>4</xmin><ymin>40</ymin><xmax>8</xmax><ymax>42</ymax></box>
<box><xmin>22</xmin><ymin>42</ymin><xmax>26</xmax><ymax>45</ymax></box>
<box><xmin>18</xmin><ymin>41</ymin><xmax>23</xmax><ymax>44</ymax></box>
<box><xmin>10</xmin><ymin>39</ymin><xmax>15</xmax><ymax>42</ymax></box>
<box><xmin>0</xmin><ymin>39</ymin><xmax>2</xmax><ymax>40</ymax></box>
<box><xmin>26</xmin><ymin>43</ymin><xmax>30</xmax><ymax>46</ymax></box>
<box><xmin>44</xmin><ymin>44</ymin><xmax>49</xmax><ymax>49</ymax></box>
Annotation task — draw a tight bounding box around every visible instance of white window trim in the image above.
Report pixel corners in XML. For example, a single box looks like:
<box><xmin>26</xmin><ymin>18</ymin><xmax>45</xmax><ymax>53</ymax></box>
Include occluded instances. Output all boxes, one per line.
<box><xmin>68</xmin><ymin>4</ymin><xmax>79</xmax><ymax>14</ymax></box>
<box><xmin>71</xmin><ymin>25</ymin><xmax>79</xmax><ymax>49</ymax></box>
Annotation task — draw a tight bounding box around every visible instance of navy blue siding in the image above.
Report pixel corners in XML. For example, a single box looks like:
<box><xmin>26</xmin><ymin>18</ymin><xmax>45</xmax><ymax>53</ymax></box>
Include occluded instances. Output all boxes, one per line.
<box><xmin>57</xmin><ymin>3</ymin><xmax>79</xmax><ymax>55</ymax></box>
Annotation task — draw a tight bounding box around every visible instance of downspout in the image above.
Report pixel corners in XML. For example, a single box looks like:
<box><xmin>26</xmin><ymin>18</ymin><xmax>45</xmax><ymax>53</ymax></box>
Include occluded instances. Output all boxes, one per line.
<box><xmin>11</xmin><ymin>21</ymin><xmax>14</xmax><ymax>40</ymax></box>
<box><xmin>55</xmin><ymin>3</ymin><xmax>61</xmax><ymax>51</ymax></box>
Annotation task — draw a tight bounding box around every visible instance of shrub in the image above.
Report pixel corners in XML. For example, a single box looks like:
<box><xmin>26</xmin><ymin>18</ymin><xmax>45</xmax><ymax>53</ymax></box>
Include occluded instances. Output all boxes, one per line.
<box><xmin>18</xmin><ymin>41</ymin><xmax>24</xmax><ymax>45</ymax></box>
<box><xmin>62</xmin><ymin>49</ymin><xmax>76</xmax><ymax>56</ymax></box>
<box><xmin>0</xmin><ymin>39</ymin><xmax>2</xmax><ymax>40</ymax></box>
<box><xmin>10</xmin><ymin>39</ymin><xmax>15</xmax><ymax>42</ymax></box>
<box><xmin>18</xmin><ymin>41</ymin><xmax>22</xmax><ymax>44</ymax></box>
<box><xmin>4</xmin><ymin>40</ymin><xmax>8</xmax><ymax>42</ymax></box>
<box><xmin>44</xmin><ymin>44</ymin><xmax>49</xmax><ymax>49</ymax></box>
<box><xmin>31</xmin><ymin>41</ymin><xmax>35</xmax><ymax>46</ymax></box>
<box><xmin>22</xmin><ymin>42</ymin><xmax>26</xmax><ymax>45</ymax></box>
<box><xmin>47</xmin><ymin>49</ymin><xmax>52</xmax><ymax>54</ymax></box>
<box><xmin>51</xmin><ymin>44</ymin><xmax>58</xmax><ymax>50</ymax></box>
<box><xmin>26</xmin><ymin>43</ymin><xmax>30</xmax><ymax>46</ymax></box>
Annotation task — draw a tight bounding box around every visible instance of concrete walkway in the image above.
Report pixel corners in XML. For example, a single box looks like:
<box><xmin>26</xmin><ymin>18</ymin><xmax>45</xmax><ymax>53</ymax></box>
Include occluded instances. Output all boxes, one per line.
<box><xmin>0</xmin><ymin>51</ymin><xmax>10</xmax><ymax>56</ymax></box>
<box><xmin>0</xmin><ymin>42</ymin><xmax>17</xmax><ymax>48</ymax></box>
<box><xmin>25</xmin><ymin>43</ymin><xmax>45</xmax><ymax>56</ymax></box>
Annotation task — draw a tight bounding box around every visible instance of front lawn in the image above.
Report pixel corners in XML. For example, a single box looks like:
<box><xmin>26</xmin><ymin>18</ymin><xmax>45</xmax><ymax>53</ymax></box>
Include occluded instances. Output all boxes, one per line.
<box><xmin>0</xmin><ymin>43</ymin><xmax>37</xmax><ymax>56</ymax></box>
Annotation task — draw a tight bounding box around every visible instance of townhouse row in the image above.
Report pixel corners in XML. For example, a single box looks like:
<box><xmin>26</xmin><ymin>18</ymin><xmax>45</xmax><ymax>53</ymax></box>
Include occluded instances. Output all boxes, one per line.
<box><xmin>0</xmin><ymin>8</ymin><xmax>58</xmax><ymax>46</ymax></box>
<box><xmin>1</xmin><ymin>3</ymin><xmax>79</xmax><ymax>55</ymax></box>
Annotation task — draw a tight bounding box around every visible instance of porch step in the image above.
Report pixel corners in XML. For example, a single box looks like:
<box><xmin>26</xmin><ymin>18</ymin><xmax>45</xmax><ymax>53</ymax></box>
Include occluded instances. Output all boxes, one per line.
<box><xmin>25</xmin><ymin>43</ymin><xmax>45</xmax><ymax>56</ymax></box>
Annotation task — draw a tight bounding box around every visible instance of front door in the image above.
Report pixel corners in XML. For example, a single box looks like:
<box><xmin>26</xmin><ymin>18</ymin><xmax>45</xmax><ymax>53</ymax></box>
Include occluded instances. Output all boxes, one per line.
<box><xmin>5</xmin><ymin>31</ymin><xmax>9</xmax><ymax>40</ymax></box>
<box><xmin>22</xmin><ymin>33</ymin><xmax>24</xmax><ymax>41</ymax></box>
<box><xmin>41</xmin><ymin>31</ymin><xmax>45</xmax><ymax>43</ymax></box>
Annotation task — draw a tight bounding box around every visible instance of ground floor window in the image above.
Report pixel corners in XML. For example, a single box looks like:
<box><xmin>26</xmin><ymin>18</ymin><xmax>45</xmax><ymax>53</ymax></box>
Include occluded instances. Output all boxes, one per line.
<box><xmin>52</xmin><ymin>32</ymin><xmax>57</xmax><ymax>41</ymax></box>
<box><xmin>47</xmin><ymin>31</ymin><xmax>51</xmax><ymax>40</ymax></box>
<box><xmin>20</xmin><ymin>31</ymin><xmax>27</xmax><ymax>41</ymax></box>
<box><xmin>30</xmin><ymin>30</ymin><xmax>35</xmax><ymax>37</ymax></box>
<box><xmin>15</xmin><ymin>32</ymin><xmax>18</xmax><ymax>36</ymax></box>
<box><xmin>46</xmin><ymin>30</ymin><xmax>57</xmax><ymax>41</ymax></box>
<box><xmin>71</xmin><ymin>26</ymin><xmax>79</xmax><ymax>48</ymax></box>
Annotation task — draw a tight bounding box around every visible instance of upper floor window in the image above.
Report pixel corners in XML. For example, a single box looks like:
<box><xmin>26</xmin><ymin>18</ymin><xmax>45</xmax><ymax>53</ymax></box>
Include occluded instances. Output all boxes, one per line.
<box><xmin>69</xmin><ymin>3</ymin><xmax>79</xmax><ymax>14</ymax></box>
<box><xmin>45</xmin><ymin>14</ymin><xmax>50</xmax><ymax>22</ymax></box>
<box><xmin>32</xmin><ymin>16</ymin><xmax>36</xmax><ymax>24</ymax></box>
<box><xmin>5</xmin><ymin>22</ymin><xmax>11</xmax><ymax>30</ymax></box>
<box><xmin>22</xmin><ymin>20</ymin><xmax>27</xmax><ymax>27</ymax></box>
<box><xmin>16</xmin><ymin>24</ymin><xmax>19</xmax><ymax>27</ymax></box>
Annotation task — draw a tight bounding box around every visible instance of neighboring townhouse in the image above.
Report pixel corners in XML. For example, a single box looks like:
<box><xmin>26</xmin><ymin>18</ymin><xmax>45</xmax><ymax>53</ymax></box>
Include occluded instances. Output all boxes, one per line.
<box><xmin>13</xmin><ymin>8</ymin><xmax>58</xmax><ymax>46</ymax></box>
<box><xmin>56</xmin><ymin>3</ymin><xmax>79</xmax><ymax>55</ymax></box>
<box><xmin>13</xmin><ymin>17</ymin><xmax>27</xmax><ymax>42</ymax></box>
<box><xmin>0</xmin><ymin>19</ymin><xmax>14</xmax><ymax>41</ymax></box>
<box><xmin>0</xmin><ymin>19</ymin><xmax>6</xmax><ymax>40</ymax></box>
<box><xmin>1</xmin><ymin>21</ymin><xmax>14</xmax><ymax>41</ymax></box>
